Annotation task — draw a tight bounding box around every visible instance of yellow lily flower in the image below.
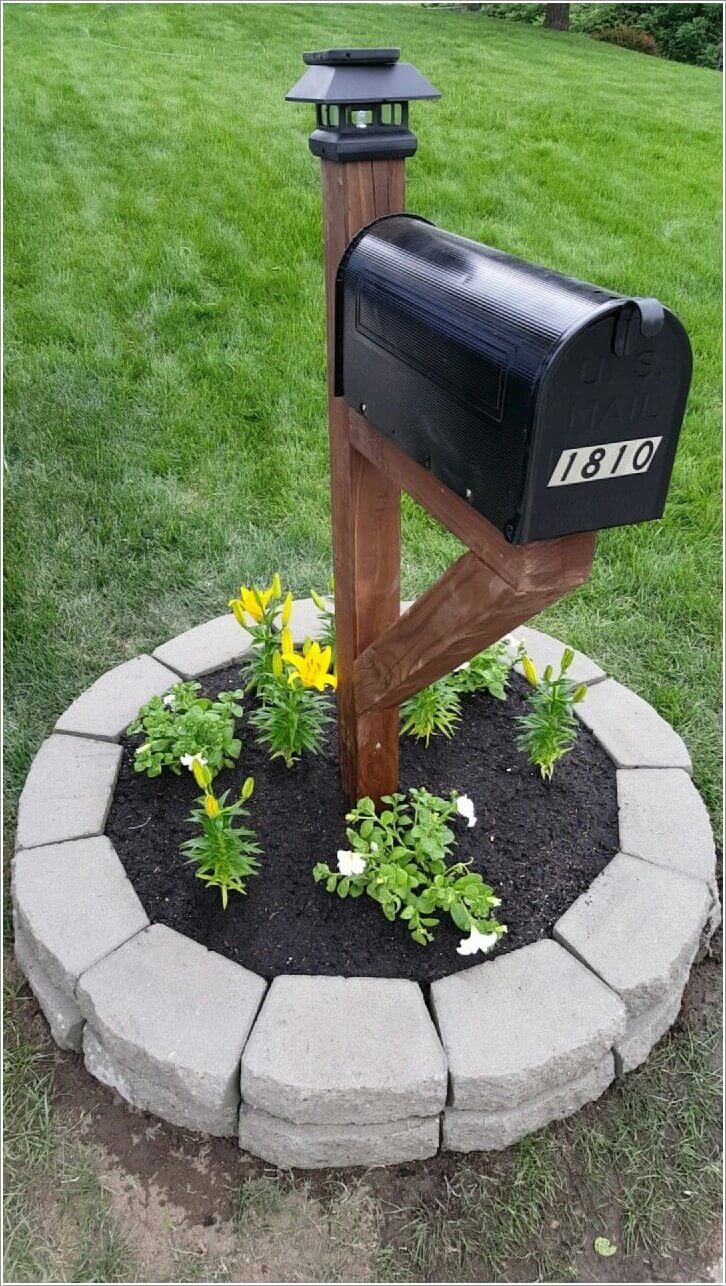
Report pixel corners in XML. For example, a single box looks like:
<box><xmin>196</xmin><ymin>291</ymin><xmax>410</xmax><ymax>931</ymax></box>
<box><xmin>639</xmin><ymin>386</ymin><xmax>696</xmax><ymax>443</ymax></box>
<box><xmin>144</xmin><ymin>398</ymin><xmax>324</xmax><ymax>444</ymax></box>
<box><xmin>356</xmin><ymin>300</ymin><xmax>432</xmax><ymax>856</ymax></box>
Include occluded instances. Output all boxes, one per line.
<box><xmin>228</xmin><ymin>598</ymin><xmax>248</xmax><ymax>629</ymax></box>
<box><xmin>522</xmin><ymin>656</ymin><xmax>539</xmax><ymax>688</ymax></box>
<box><xmin>282</xmin><ymin>641</ymin><xmax>337</xmax><ymax>691</ymax></box>
<box><xmin>239</xmin><ymin>585</ymin><xmax>274</xmax><ymax>623</ymax></box>
<box><xmin>204</xmin><ymin>793</ymin><xmax>221</xmax><ymax>819</ymax></box>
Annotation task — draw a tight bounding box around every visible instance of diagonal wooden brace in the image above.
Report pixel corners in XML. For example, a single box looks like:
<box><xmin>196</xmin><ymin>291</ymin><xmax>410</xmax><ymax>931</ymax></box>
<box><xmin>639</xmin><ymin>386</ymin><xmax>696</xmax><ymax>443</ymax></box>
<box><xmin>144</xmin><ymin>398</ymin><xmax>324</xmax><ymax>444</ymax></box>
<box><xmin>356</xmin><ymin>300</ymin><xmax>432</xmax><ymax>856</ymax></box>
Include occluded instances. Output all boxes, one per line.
<box><xmin>354</xmin><ymin>527</ymin><xmax>596</xmax><ymax>717</ymax></box>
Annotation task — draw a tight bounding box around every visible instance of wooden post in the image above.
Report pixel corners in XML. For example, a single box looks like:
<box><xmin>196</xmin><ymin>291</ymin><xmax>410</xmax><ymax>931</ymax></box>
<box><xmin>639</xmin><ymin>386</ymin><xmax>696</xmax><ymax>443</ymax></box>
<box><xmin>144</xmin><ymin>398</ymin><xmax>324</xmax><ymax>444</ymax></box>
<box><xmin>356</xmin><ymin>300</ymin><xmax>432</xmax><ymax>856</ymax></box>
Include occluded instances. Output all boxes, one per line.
<box><xmin>320</xmin><ymin>159</ymin><xmax>405</xmax><ymax>805</ymax></box>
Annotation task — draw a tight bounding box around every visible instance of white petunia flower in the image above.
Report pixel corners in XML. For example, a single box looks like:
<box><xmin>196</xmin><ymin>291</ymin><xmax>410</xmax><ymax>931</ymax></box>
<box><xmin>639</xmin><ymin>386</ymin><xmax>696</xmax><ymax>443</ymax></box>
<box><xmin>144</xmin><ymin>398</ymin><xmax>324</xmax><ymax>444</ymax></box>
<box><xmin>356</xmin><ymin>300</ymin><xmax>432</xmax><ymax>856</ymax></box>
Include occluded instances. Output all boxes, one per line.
<box><xmin>455</xmin><ymin>794</ymin><xmax>477</xmax><ymax>828</ymax></box>
<box><xmin>337</xmin><ymin>849</ymin><xmax>367</xmax><ymax>877</ymax></box>
<box><xmin>370</xmin><ymin>841</ymin><xmax>378</xmax><ymax>853</ymax></box>
<box><xmin>180</xmin><ymin>752</ymin><xmax>207</xmax><ymax>769</ymax></box>
<box><xmin>455</xmin><ymin>661</ymin><xmax>470</xmax><ymax>672</ymax></box>
<box><xmin>163</xmin><ymin>692</ymin><xmax>176</xmax><ymax>706</ymax></box>
<box><xmin>456</xmin><ymin>926</ymin><xmax>499</xmax><ymax>957</ymax></box>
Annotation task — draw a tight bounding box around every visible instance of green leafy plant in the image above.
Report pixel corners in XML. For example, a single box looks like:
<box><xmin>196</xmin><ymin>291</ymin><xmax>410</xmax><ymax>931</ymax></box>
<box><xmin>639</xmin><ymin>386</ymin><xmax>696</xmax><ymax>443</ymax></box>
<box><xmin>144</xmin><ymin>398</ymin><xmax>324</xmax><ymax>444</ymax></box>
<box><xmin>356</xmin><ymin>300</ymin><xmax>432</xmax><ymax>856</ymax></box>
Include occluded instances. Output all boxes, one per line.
<box><xmin>249</xmin><ymin>634</ymin><xmax>334</xmax><ymax>767</ymax></box>
<box><xmin>313</xmin><ymin>788</ymin><xmax>505</xmax><ymax>948</ymax></box>
<box><xmin>180</xmin><ymin>773</ymin><xmax>261</xmax><ymax>909</ymax></box>
<box><xmin>229</xmin><ymin>574</ymin><xmax>292</xmax><ymax>696</ymax></box>
<box><xmin>516</xmin><ymin>649</ymin><xmax>587</xmax><ymax>780</ymax></box>
<box><xmin>450</xmin><ymin>638</ymin><xmax>523</xmax><ymax>700</ymax></box>
<box><xmin>400</xmin><ymin>678</ymin><xmax>462</xmax><ymax>746</ymax></box>
<box><xmin>127</xmin><ymin>681</ymin><xmax>244</xmax><ymax>779</ymax></box>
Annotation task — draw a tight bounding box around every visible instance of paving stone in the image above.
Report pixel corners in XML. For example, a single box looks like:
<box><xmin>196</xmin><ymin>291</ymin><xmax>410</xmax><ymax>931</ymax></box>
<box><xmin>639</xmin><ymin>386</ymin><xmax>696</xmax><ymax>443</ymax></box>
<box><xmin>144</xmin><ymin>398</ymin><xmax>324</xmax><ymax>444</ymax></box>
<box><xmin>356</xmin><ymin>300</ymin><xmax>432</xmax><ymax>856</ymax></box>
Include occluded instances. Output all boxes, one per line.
<box><xmin>554</xmin><ymin>852</ymin><xmax>711</xmax><ymax>1018</ymax></box>
<box><xmin>513</xmin><ymin>626</ymin><xmax>605</xmax><ymax>685</ymax></box>
<box><xmin>77</xmin><ymin>925</ymin><xmax>266</xmax><ymax>1134</ymax></box>
<box><xmin>240</xmin><ymin>975</ymin><xmax>447</xmax><ymax>1125</ymax></box>
<box><xmin>443</xmin><ymin>1055</ymin><xmax>614</xmax><ymax>1153</ymax></box>
<box><xmin>574</xmin><ymin>679</ymin><xmax>691</xmax><ymax>770</ymax></box>
<box><xmin>614</xmin><ymin>986</ymin><xmax>685</xmax><ymax>1076</ymax></box>
<box><xmin>16</xmin><ymin>735</ymin><xmax>122</xmax><ymax>851</ymax></box>
<box><xmin>238</xmin><ymin>1105</ymin><xmax>439</xmax><ymax>1169</ymax></box>
<box><xmin>153</xmin><ymin>615</ymin><xmax>252</xmax><ymax>679</ymax></box>
<box><xmin>12</xmin><ymin>837</ymin><xmax>149</xmax><ymax>996</ymax></box>
<box><xmin>430</xmin><ymin>939</ymin><xmax>625</xmax><ymax>1112</ymax></box>
<box><xmin>14</xmin><ymin>923</ymin><xmax>84</xmax><ymax>1052</ymax></box>
<box><xmin>617</xmin><ymin>768</ymin><xmax>716</xmax><ymax>884</ymax></box>
<box><xmin>83</xmin><ymin>1028</ymin><xmax>236</xmax><ymax>1135</ymax></box>
<box><xmin>55</xmin><ymin>655</ymin><xmax>178</xmax><ymax>741</ymax></box>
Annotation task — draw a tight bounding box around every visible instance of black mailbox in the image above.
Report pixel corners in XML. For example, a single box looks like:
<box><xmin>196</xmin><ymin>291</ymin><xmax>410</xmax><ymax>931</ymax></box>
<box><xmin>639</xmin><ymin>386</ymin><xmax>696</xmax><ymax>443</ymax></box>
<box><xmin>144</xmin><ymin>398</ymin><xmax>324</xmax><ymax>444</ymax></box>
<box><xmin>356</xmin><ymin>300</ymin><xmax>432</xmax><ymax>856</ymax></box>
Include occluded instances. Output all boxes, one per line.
<box><xmin>335</xmin><ymin>215</ymin><xmax>691</xmax><ymax>543</ymax></box>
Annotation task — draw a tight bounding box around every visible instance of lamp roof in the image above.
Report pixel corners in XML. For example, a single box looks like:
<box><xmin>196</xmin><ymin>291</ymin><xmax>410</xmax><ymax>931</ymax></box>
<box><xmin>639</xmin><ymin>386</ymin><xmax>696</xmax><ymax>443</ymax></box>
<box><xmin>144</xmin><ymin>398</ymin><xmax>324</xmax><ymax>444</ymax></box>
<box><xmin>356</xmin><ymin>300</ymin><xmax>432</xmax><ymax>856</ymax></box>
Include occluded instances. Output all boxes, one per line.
<box><xmin>286</xmin><ymin>49</ymin><xmax>441</xmax><ymax>105</ymax></box>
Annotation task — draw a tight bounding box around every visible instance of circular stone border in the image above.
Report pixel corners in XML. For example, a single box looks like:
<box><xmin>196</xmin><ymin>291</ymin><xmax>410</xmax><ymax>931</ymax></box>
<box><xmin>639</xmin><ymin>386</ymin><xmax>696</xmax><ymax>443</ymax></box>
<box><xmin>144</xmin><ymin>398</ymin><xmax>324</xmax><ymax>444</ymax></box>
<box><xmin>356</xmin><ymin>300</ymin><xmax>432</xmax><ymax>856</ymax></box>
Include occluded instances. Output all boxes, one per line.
<box><xmin>12</xmin><ymin>600</ymin><xmax>721</xmax><ymax>1168</ymax></box>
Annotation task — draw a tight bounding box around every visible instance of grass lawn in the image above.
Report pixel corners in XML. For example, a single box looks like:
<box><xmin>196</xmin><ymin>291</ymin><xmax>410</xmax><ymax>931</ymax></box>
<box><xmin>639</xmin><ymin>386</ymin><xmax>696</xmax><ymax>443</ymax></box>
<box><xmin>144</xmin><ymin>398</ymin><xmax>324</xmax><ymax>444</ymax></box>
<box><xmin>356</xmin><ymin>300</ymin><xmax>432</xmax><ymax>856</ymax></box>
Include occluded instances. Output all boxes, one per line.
<box><xmin>3</xmin><ymin>4</ymin><xmax>722</xmax><ymax>1283</ymax></box>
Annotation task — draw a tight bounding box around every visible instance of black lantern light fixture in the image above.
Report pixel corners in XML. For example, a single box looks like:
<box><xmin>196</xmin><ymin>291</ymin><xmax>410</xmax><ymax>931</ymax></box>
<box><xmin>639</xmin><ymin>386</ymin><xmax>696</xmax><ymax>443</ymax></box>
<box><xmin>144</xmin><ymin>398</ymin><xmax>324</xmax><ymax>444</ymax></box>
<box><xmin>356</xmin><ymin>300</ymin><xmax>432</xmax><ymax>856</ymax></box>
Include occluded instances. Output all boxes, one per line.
<box><xmin>285</xmin><ymin>47</ymin><xmax>440</xmax><ymax>162</ymax></box>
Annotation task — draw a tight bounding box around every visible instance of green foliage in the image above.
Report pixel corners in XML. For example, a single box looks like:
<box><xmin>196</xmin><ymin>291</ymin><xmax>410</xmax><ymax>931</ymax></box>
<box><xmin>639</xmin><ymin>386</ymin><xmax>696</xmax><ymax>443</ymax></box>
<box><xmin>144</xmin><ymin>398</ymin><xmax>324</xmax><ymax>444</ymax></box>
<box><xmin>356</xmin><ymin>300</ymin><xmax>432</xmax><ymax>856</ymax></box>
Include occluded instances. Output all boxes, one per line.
<box><xmin>313</xmin><ymin>789</ymin><xmax>505</xmax><ymax>947</ymax></box>
<box><xmin>180</xmin><ymin>775</ymin><xmax>261</xmax><ymax>908</ymax></box>
<box><xmin>483</xmin><ymin>3</ymin><xmax>723</xmax><ymax>67</ymax></box>
<box><xmin>516</xmin><ymin>649</ymin><xmax>587</xmax><ymax>780</ymax></box>
<box><xmin>450</xmin><ymin>639</ymin><xmax>521</xmax><ymax>700</ymax></box>
<box><xmin>127</xmin><ymin>681</ymin><xmax>243</xmax><ymax>779</ymax></box>
<box><xmin>250</xmin><ymin>674</ymin><xmax>332</xmax><ymax>767</ymax></box>
<box><xmin>400</xmin><ymin>679</ymin><xmax>462</xmax><ymax>746</ymax></box>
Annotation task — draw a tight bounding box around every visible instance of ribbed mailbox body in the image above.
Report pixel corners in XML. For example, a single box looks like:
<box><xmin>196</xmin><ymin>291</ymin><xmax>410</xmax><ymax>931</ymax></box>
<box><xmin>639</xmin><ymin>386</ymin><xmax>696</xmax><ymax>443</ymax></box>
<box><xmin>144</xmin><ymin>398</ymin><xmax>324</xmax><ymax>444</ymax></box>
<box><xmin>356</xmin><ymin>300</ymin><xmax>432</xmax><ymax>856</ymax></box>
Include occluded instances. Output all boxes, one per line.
<box><xmin>335</xmin><ymin>215</ymin><xmax>691</xmax><ymax>543</ymax></box>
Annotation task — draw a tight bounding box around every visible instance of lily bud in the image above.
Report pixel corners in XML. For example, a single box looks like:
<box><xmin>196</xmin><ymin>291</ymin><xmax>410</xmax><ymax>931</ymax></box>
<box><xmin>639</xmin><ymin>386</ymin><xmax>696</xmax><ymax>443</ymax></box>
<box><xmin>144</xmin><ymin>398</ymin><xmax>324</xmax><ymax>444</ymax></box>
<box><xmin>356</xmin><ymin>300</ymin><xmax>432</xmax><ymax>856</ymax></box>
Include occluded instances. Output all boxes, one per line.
<box><xmin>280</xmin><ymin>626</ymin><xmax>293</xmax><ymax>657</ymax></box>
<box><xmin>310</xmin><ymin>589</ymin><xmax>326</xmax><ymax>612</ymax></box>
<box><xmin>573</xmin><ymin>683</ymin><xmax>588</xmax><ymax>703</ymax></box>
<box><xmin>241</xmin><ymin>776</ymin><xmax>255</xmax><ymax>801</ymax></box>
<box><xmin>272</xmin><ymin>650</ymin><xmax>283</xmax><ymax>678</ymax></box>
<box><xmin>229</xmin><ymin>599</ymin><xmax>247</xmax><ymax>629</ymax></box>
<box><xmin>192</xmin><ymin>759</ymin><xmax>212</xmax><ymax>790</ymax></box>
<box><xmin>204</xmin><ymin>793</ymin><xmax>221</xmax><ymax>819</ymax></box>
<box><xmin>271</xmin><ymin>573</ymin><xmax>282</xmax><ymax>600</ymax></box>
<box><xmin>281</xmin><ymin>591</ymin><xmax>293</xmax><ymax>627</ymax></box>
<box><xmin>561</xmin><ymin>648</ymin><xmax>575</xmax><ymax>673</ymax></box>
<box><xmin>522</xmin><ymin>656</ymin><xmax>539</xmax><ymax>687</ymax></box>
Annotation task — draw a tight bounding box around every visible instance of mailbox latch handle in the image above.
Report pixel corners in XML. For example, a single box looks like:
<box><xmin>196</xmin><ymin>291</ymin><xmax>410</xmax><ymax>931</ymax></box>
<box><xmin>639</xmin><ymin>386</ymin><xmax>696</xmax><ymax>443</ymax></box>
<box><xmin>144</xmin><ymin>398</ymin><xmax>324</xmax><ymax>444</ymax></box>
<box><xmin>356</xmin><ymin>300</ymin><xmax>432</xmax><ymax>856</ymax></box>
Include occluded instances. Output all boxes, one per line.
<box><xmin>612</xmin><ymin>296</ymin><xmax>665</xmax><ymax>357</ymax></box>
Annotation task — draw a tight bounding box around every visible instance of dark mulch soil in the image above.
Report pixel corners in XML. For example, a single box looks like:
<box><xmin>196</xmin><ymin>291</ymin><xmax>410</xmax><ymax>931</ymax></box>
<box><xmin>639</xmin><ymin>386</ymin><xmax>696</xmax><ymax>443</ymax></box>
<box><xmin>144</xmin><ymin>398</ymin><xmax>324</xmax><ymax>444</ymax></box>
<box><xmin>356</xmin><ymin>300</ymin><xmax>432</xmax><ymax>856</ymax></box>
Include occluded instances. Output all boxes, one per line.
<box><xmin>106</xmin><ymin>665</ymin><xmax>618</xmax><ymax>984</ymax></box>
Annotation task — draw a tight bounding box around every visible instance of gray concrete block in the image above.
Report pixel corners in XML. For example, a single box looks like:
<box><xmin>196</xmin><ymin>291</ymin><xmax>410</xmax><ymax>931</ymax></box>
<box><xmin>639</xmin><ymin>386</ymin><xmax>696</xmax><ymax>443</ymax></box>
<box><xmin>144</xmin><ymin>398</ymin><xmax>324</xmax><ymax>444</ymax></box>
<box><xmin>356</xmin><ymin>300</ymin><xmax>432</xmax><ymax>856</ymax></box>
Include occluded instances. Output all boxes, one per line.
<box><xmin>554</xmin><ymin>852</ymin><xmax>711</xmax><ymax>1019</ymax></box>
<box><xmin>12</xmin><ymin>837</ymin><xmax>149</xmax><ymax>997</ymax></box>
<box><xmin>575</xmin><ymin>679</ymin><xmax>691</xmax><ymax>771</ymax></box>
<box><xmin>16</xmin><ymin>735</ymin><xmax>122</xmax><ymax>851</ymax></box>
<box><xmin>153</xmin><ymin>614</ymin><xmax>252</xmax><ymax>679</ymax></box>
<box><xmin>77</xmin><ymin>925</ymin><xmax>266</xmax><ymax>1134</ymax></box>
<box><xmin>513</xmin><ymin>626</ymin><xmax>605</xmax><ymax>686</ymax></box>
<box><xmin>617</xmin><ymin>768</ymin><xmax>716</xmax><ymax>883</ymax></box>
<box><xmin>14</xmin><ymin>923</ymin><xmax>84</xmax><ymax>1052</ymax></box>
<box><xmin>55</xmin><ymin>655</ymin><xmax>178</xmax><ymax>741</ymax></box>
<box><xmin>443</xmin><ymin>1054</ymin><xmax>614</xmax><ymax>1153</ymax></box>
<box><xmin>614</xmin><ymin>986</ymin><xmax>685</xmax><ymax>1076</ymax></box>
<box><xmin>430</xmin><ymin>939</ymin><xmax>625</xmax><ymax>1112</ymax></box>
<box><xmin>83</xmin><ymin>1028</ymin><xmax>237</xmax><ymax>1136</ymax></box>
<box><xmin>240</xmin><ymin>975</ymin><xmax>447</xmax><ymax>1125</ymax></box>
<box><xmin>238</xmin><ymin>1104</ymin><xmax>439</xmax><ymax>1169</ymax></box>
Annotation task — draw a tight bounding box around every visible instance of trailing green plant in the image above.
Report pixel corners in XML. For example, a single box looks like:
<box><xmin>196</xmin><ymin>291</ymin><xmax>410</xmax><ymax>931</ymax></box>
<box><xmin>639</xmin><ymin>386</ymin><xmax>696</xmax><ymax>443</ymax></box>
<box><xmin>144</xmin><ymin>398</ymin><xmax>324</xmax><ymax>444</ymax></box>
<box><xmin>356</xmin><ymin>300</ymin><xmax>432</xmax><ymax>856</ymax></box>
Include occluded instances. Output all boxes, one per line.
<box><xmin>127</xmin><ymin>681</ymin><xmax>244</xmax><ymax>779</ymax></box>
<box><xmin>450</xmin><ymin>638</ymin><xmax>523</xmax><ymax>700</ymax></box>
<box><xmin>180</xmin><ymin>770</ymin><xmax>261</xmax><ymax>909</ymax></box>
<box><xmin>229</xmin><ymin>574</ymin><xmax>292</xmax><ymax>696</ymax></box>
<box><xmin>313</xmin><ymin>788</ymin><xmax>505</xmax><ymax>949</ymax></box>
<box><xmin>516</xmin><ymin>649</ymin><xmax>587</xmax><ymax>780</ymax></box>
<box><xmin>249</xmin><ymin>632</ymin><xmax>334</xmax><ymax>767</ymax></box>
<box><xmin>400</xmin><ymin>678</ymin><xmax>462</xmax><ymax>746</ymax></box>
<box><xmin>311</xmin><ymin>585</ymin><xmax>336</xmax><ymax>661</ymax></box>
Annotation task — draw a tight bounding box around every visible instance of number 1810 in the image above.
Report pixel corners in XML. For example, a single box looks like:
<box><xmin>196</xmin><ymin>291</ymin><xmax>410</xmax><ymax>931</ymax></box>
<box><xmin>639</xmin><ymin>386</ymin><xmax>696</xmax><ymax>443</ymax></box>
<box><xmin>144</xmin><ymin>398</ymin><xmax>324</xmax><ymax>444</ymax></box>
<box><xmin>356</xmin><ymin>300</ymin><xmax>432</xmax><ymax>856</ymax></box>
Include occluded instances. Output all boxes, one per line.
<box><xmin>547</xmin><ymin>436</ymin><xmax>663</xmax><ymax>488</ymax></box>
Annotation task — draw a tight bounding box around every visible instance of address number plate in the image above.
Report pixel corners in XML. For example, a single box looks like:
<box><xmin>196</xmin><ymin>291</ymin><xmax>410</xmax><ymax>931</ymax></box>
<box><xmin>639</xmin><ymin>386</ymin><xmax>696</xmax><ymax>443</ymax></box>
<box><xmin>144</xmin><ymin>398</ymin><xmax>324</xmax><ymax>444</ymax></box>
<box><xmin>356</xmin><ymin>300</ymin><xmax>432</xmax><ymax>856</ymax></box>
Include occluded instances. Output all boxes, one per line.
<box><xmin>548</xmin><ymin>436</ymin><xmax>663</xmax><ymax>488</ymax></box>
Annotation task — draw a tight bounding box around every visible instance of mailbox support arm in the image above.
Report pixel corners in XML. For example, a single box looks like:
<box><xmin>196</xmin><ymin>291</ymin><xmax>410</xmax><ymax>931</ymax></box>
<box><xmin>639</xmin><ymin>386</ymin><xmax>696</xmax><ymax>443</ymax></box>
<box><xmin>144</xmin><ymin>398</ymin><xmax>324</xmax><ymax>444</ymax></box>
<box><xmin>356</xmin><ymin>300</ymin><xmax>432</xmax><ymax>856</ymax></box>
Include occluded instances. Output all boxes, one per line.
<box><xmin>353</xmin><ymin>533</ymin><xmax>595</xmax><ymax>716</ymax></box>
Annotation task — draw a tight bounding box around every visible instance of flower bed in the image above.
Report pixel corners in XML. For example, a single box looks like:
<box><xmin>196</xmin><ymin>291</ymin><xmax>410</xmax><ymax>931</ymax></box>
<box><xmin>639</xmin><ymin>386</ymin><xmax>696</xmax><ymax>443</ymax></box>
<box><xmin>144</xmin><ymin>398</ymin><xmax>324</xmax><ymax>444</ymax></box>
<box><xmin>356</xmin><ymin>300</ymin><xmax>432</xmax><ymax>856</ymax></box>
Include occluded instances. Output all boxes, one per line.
<box><xmin>12</xmin><ymin>596</ymin><xmax>720</xmax><ymax>1169</ymax></box>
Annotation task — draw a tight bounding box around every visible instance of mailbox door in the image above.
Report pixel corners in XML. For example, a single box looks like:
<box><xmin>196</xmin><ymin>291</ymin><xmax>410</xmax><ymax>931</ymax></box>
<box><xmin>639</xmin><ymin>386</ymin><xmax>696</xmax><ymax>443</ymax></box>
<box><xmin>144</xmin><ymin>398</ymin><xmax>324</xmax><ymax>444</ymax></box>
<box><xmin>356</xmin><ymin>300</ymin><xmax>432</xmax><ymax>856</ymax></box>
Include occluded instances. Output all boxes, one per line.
<box><xmin>517</xmin><ymin>307</ymin><xmax>692</xmax><ymax>543</ymax></box>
